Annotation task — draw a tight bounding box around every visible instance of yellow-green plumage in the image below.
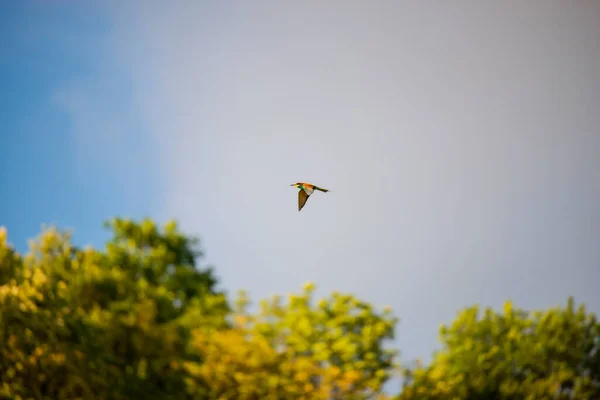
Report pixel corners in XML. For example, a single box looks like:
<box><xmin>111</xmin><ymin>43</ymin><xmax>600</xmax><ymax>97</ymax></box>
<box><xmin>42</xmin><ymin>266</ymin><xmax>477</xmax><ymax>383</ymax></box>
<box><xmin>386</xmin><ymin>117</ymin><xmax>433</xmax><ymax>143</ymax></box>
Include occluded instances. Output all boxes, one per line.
<box><xmin>290</xmin><ymin>182</ymin><xmax>329</xmax><ymax>211</ymax></box>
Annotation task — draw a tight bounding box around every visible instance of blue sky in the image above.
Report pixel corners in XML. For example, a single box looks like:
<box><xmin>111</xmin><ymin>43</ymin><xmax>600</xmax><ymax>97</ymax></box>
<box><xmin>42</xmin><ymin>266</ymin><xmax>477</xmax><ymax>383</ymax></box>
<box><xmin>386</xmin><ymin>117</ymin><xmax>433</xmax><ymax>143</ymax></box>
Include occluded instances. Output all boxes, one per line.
<box><xmin>1</xmin><ymin>2</ymin><xmax>155</xmax><ymax>250</ymax></box>
<box><xmin>2</xmin><ymin>2</ymin><xmax>600</xmax><ymax>390</ymax></box>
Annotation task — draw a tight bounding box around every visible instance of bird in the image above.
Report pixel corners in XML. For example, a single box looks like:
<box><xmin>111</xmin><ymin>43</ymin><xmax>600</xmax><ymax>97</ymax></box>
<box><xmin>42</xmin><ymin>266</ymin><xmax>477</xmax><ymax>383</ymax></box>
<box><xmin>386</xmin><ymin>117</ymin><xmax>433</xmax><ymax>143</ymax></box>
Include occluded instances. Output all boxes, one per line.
<box><xmin>290</xmin><ymin>182</ymin><xmax>329</xmax><ymax>211</ymax></box>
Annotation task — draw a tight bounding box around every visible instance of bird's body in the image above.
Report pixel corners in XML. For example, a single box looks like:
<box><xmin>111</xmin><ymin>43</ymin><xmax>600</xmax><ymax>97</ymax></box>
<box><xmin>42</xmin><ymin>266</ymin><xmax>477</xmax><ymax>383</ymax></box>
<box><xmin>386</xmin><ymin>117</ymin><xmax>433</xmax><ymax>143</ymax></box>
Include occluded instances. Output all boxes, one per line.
<box><xmin>290</xmin><ymin>182</ymin><xmax>329</xmax><ymax>211</ymax></box>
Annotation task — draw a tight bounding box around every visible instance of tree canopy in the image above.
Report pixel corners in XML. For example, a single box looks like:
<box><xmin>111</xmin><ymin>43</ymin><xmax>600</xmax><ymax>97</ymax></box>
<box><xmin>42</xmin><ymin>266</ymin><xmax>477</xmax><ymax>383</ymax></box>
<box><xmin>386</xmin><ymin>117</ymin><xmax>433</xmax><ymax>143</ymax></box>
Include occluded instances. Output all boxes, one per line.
<box><xmin>0</xmin><ymin>219</ymin><xmax>397</xmax><ymax>400</ymax></box>
<box><xmin>398</xmin><ymin>298</ymin><xmax>600</xmax><ymax>400</ymax></box>
<box><xmin>0</xmin><ymin>219</ymin><xmax>598</xmax><ymax>399</ymax></box>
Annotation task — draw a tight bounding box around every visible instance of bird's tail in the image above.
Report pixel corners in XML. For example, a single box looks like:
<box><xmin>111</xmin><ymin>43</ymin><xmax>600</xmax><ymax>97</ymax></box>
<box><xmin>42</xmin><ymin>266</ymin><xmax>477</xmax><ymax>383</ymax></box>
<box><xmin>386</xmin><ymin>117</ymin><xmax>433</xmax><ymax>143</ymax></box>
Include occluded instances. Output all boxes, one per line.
<box><xmin>315</xmin><ymin>186</ymin><xmax>329</xmax><ymax>192</ymax></box>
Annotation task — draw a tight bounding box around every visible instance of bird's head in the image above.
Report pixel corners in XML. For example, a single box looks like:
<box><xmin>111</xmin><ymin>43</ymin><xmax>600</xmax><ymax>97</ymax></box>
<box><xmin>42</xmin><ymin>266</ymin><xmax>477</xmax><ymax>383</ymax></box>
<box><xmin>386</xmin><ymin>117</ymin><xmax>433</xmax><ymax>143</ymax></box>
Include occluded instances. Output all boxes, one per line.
<box><xmin>290</xmin><ymin>182</ymin><xmax>302</xmax><ymax>188</ymax></box>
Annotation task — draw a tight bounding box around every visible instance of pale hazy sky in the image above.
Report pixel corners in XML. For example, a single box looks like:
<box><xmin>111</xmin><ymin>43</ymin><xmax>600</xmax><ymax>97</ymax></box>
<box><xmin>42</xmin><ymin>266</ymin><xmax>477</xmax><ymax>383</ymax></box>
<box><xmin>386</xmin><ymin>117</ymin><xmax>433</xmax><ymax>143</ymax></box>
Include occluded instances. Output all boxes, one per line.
<box><xmin>57</xmin><ymin>0</ymin><xmax>600</xmax><ymax>378</ymax></box>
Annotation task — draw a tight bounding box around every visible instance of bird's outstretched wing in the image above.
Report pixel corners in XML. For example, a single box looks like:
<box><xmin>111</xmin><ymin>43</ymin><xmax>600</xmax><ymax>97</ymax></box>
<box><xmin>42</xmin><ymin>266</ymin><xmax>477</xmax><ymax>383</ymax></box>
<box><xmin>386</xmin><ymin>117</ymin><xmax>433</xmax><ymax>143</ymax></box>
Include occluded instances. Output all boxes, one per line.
<box><xmin>298</xmin><ymin>189</ymin><xmax>310</xmax><ymax>211</ymax></box>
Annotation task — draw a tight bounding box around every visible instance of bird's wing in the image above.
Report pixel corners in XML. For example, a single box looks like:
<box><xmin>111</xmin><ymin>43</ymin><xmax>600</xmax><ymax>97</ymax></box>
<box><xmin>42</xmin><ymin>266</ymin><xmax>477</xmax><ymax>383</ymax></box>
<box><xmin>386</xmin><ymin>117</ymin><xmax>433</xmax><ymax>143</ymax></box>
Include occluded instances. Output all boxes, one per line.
<box><xmin>298</xmin><ymin>189</ymin><xmax>310</xmax><ymax>211</ymax></box>
<box><xmin>303</xmin><ymin>186</ymin><xmax>314</xmax><ymax>195</ymax></box>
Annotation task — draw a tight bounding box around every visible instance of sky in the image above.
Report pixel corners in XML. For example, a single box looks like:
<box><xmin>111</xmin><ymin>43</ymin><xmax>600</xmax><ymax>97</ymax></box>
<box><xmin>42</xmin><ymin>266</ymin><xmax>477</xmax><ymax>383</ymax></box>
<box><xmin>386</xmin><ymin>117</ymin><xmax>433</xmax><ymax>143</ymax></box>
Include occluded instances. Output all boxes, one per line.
<box><xmin>2</xmin><ymin>0</ymin><xmax>600</xmax><ymax>387</ymax></box>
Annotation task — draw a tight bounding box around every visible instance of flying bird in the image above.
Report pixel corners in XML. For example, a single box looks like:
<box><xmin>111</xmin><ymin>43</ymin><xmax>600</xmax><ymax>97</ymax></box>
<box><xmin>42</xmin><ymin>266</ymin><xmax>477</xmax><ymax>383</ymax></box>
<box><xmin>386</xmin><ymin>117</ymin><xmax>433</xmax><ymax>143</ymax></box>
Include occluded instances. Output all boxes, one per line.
<box><xmin>290</xmin><ymin>182</ymin><xmax>329</xmax><ymax>211</ymax></box>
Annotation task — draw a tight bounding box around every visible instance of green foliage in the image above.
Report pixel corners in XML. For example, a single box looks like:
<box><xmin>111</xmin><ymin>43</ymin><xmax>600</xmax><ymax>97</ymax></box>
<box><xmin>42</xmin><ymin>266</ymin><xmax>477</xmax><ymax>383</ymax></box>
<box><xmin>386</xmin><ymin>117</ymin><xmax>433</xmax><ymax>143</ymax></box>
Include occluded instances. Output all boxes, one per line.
<box><xmin>0</xmin><ymin>219</ymin><xmax>228</xmax><ymax>400</ymax></box>
<box><xmin>185</xmin><ymin>282</ymin><xmax>398</xmax><ymax>399</ymax></box>
<box><xmin>0</xmin><ymin>220</ymin><xmax>398</xmax><ymax>399</ymax></box>
<box><xmin>2</xmin><ymin>219</ymin><xmax>598</xmax><ymax>399</ymax></box>
<box><xmin>398</xmin><ymin>299</ymin><xmax>600</xmax><ymax>400</ymax></box>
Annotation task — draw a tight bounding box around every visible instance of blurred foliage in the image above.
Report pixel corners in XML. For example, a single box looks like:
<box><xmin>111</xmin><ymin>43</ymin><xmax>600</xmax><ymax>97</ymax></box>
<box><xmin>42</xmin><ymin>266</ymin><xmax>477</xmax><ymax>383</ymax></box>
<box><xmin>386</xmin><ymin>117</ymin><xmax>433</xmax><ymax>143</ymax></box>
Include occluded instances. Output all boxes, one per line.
<box><xmin>398</xmin><ymin>299</ymin><xmax>600</xmax><ymax>400</ymax></box>
<box><xmin>1</xmin><ymin>219</ymin><xmax>598</xmax><ymax>399</ymax></box>
<box><xmin>0</xmin><ymin>219</ymin><xmax>228</xmax><ymax>400</ymax></box>
<box><xmin>0</xmin><ymin>220</ymin><xmax>398</xmax><ymax>399</ymax></box>
<box><xmin>186</xmin><ymin>283</ymin><xmax>398</xmax><ymax>399</ymax></box>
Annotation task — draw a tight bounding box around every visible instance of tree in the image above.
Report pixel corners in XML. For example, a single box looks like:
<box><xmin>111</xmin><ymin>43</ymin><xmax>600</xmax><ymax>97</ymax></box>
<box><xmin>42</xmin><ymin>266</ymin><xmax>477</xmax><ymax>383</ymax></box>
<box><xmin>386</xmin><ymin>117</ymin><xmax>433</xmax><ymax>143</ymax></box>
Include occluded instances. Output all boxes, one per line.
<box><xmin>5</xmin><ymin>217</ymin><xmax>597</xmax><ymax>400</ymax></box>
<box><xmin>398</xmin><ymin>298</ymin><xmax>600</xmax><ymax>400</ymax></box>
<box><xmin>0</xmin><ymin>219</ymin><xmax>398</xmax><ymax>400</ymax></box>
<box><xmin>0</xmin><ymin>218</ymin><xmax>229</xmax><ymax>400</ymax></box>
<box><xmin>184</xmin><ymin>282</ymin><xmax>399</xmax><ymax>399</ymax></box>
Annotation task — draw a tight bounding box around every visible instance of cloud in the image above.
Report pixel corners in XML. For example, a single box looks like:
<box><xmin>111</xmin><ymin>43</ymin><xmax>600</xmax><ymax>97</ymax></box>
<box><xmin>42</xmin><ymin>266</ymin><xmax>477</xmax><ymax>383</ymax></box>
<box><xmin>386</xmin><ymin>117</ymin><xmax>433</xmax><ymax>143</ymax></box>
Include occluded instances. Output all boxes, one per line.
<box><xmin>63</xmin><ymin>0</ymin><xmax>600</xmax><ymax>371</ymax></box>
